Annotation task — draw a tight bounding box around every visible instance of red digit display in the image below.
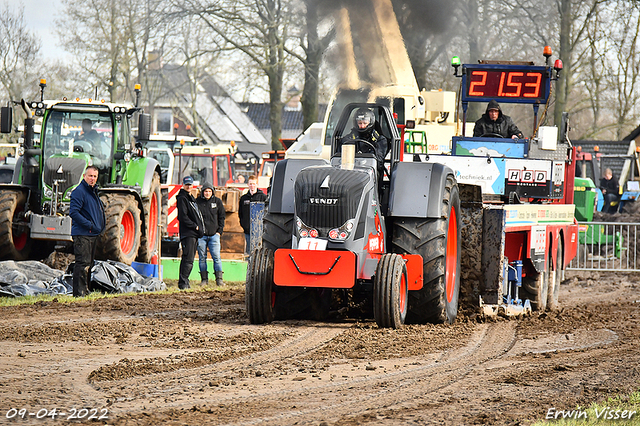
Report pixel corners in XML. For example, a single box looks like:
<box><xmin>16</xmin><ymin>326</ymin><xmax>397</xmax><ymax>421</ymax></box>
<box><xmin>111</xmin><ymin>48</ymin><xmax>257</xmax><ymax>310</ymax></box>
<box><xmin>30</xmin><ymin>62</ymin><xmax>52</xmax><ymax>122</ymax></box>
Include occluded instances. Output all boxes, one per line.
<box><xmin>465</xmin><ymin>68</ymin><xmax>548</xmax><ymax>102</ymax></box>
<box><xmin>469</xmin><ymin>70</ymin><xmax>487</xmax><ymax>96</ymax></box>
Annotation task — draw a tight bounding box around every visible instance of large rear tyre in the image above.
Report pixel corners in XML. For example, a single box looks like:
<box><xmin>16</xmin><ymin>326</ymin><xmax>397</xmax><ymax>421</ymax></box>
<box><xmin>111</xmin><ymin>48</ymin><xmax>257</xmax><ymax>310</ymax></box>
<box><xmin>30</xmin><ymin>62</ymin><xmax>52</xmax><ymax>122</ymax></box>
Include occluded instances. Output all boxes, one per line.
<box><xmin>522</xmin><ymin>269</ymin><xmax>547</xmax><ymax>311</ymax></box>
<box><xmin>246</xmin><ymin>247</ymin><xmax>275</xmax><ymax>324</ymax></box>
<box><xmin>262</xmin><ymin>212</ymin><xmax>293</xmax><ymax>250</ymax></box>
<box><xmin>137</xmin><ymin>172</ymin><xmax>161</xmax><ymax>263</ymax></box>
<box><xmin>97</xmin><ymin>194</ymin><xmax>142</xmax><ymax>265</ymax></box>
<box><xmin>391</xmin><ymin>176</ymin><xmax>461</xmax><ymax>324</ymax></box>
<box><xmin>374</xmin><ymin>253</ymin><xmax>408</xmax><ymax>328</ymax></box>
<box><xmin>0</xmin><ymin>190</ymin><xmax>33</xmax><ymax>260</ymax></box>
<box><xmin>547</xmin><ymin>239</ymin><xmax>563</xmax><ymax>311</ymax></box>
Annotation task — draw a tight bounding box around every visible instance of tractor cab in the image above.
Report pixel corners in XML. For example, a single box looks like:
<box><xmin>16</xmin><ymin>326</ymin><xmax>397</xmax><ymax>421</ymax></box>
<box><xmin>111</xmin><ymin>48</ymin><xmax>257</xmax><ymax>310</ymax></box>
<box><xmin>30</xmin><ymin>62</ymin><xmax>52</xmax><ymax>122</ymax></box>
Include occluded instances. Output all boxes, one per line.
<box><xmin>41</xmin><ymin>107</ymin><xmax>125</xmax><ymax>188</ymax></box>
<box><xmin>329</xmin><ymin>103</ymin><xmax>401</xmax><ymax>210</ymax></box>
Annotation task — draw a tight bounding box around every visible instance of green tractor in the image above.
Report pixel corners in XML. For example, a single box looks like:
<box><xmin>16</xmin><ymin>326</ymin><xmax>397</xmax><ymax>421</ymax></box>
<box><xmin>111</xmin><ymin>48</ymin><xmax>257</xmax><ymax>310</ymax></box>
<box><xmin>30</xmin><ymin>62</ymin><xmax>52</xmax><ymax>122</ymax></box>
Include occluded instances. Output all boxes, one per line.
<box><xmin>574</xmin><ymin>175</ymin><xmax>623</xmax><ymax>259</ymax></box>
<box><xmin>0</xmin><ymin>81</ymin><xmax>161</xmax><ymax>264</ymax></box>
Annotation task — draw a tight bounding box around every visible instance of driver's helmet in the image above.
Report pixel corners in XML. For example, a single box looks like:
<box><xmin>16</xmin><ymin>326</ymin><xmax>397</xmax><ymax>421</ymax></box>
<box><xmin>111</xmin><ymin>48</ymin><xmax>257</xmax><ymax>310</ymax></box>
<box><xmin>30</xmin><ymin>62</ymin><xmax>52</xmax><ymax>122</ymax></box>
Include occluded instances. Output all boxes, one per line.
<box><xmin>354</xmin><ymin>108</ymin><xmax>375</xmax><ymax>135</ymax></box>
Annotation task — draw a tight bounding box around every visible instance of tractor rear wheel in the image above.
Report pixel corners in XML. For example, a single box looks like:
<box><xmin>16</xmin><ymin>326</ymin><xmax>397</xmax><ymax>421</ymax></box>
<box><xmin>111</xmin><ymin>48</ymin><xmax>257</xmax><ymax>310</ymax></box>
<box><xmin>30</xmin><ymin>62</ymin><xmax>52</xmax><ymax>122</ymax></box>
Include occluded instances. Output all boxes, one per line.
<box><xmin>391</xmin><ymin>176</ymin><xmax>461</xmax><ymax>324</ymax></box>
<box><xmin>137</xmin><ymin>172</ymin><xmax>161</xmax><ymax>263</ymax></box>
<box><xmin>246</xmin><ymin>247</ymin><xmax>275</xmax><ymax>324</ymax></box>
<box><xmin>262</xmin><ymin>212</ymin><xmax>293</xmax><ymax>250</ymax></box>
<box><xmin>98</xmin><ymin>194</ymin><xmax>142</xmax><ymax>265</ymax></box>
<box><xmin>0</xmin><ymin>190</ymin><xmax>33</xmax><ymax>260</ymax></box>
<box><xmin>373</xmin><ymin>253</ymin><xmax>408</xmax><ymax>328</ymax></box>
<box><xmin>547</xmin><ymin>239</ymin><xmax>563</xmax><ymax>311</ymax></box>
<box><xmin>522</xmin><ymin>269</ymin><xmax>547</xmax><ymax>311</ymax></box>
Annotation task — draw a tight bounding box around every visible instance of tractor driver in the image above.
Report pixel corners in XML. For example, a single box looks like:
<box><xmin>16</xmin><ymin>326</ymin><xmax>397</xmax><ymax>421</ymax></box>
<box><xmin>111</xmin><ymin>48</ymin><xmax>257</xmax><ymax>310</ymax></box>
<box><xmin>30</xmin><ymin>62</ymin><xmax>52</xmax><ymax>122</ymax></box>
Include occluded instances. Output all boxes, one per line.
<box><xmin>78</xmin><ymin>118</ymin><xmax>110</xmax><ymax>162</ymax></box>
<box><xmin>79</xmin><ymin>119</ymin><xmax>100</xmax><ymax>145</ymax></box>
<box><xmin>339</xmin><ymin>107</ymin><xmax>389</xmax><ymax>177</ymax></box>
<box><xmin>473</xmin><ymin>100</ymin><xmax>523</xmax><ymax>140</ymax></box>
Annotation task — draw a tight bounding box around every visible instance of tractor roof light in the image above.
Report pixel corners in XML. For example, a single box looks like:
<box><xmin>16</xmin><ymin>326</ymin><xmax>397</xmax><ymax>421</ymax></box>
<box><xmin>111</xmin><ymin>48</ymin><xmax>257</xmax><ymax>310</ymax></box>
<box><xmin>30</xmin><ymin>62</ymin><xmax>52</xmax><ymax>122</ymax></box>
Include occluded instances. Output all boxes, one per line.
<box><xmin>543</xmin><ymin>46</ymin><xmax>553</xmax><ymax>58</ymax></box>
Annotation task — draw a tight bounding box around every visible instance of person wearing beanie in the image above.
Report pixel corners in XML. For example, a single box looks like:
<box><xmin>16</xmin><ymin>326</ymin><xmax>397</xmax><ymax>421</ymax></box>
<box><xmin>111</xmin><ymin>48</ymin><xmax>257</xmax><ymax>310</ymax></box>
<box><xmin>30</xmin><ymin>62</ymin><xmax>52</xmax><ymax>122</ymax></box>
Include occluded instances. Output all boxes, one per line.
<box><xmin>473</xmin><ymin>99</ymin><xmax>523</xmax><ymax>139</ymax></box>
<box><xmin>196</xmin><ymin>183</ymin><xmax>226</xmax><ymax>285</ymax></box>
<box><xmin>176</xmin><ymin>176</ymin><xmax>205</xmax><ymax>290</ymax></box>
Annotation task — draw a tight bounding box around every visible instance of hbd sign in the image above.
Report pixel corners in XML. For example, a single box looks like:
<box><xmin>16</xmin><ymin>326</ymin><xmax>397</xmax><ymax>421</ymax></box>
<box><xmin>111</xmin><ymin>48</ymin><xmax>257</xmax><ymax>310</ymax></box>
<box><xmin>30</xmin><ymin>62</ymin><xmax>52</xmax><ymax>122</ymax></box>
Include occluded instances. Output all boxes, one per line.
<box><xmin>507</xmin><ymin>169</ymin><xmax>548</xmax><ymax>183</ymax></box>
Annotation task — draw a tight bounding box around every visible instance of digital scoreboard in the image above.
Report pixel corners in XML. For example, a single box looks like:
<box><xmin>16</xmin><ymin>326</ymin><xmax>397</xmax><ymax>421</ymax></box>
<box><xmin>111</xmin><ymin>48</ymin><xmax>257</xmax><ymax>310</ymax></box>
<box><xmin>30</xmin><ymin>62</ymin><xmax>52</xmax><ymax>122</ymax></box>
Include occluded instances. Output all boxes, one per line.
<box><xmin>462</xmin><ymin>66</ymin><xmax>550</xmax><ymax>104</ymax></box>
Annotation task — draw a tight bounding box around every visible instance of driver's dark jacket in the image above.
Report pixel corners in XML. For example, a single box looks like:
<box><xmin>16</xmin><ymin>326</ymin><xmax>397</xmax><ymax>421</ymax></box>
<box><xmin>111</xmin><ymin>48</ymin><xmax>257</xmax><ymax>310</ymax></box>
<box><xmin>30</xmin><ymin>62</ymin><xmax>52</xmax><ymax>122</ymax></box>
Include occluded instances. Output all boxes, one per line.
<box><xmin>473</xmin><ymin>106</ymin><xmax>523</xmax><ymax>139</ymax></box>
<box><xmin>339</xmin><ymin>129</ymin><xmax>388</xmax><ymax>168</ymax></box>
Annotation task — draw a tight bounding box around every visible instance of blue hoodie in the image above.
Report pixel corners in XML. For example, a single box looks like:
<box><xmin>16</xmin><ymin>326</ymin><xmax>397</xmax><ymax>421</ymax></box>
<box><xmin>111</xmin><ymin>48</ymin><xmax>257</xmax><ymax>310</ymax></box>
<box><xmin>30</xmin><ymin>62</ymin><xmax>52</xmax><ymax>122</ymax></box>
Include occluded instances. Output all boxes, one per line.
<box><xmin>70</xmin><ymin>179</ymin><xmax>106</xmax><ymax>236</ymax></box>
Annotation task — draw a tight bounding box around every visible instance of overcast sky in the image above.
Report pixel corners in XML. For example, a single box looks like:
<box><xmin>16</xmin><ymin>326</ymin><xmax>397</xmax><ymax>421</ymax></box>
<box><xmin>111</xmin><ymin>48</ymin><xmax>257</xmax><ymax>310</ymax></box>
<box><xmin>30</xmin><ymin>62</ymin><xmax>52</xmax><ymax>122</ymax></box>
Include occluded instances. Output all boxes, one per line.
<box><xmin>17</xmin><ymin>0</ymin><xmax>66</xmax><ymax>60</ymax></box>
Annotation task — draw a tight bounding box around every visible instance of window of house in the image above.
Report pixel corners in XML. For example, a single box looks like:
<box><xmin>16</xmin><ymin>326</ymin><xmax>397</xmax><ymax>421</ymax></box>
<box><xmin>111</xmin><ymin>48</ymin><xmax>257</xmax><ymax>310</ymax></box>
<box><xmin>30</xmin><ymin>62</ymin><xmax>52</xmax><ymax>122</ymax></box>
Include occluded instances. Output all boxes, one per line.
<box><xmin>156</xmin><ymin>111</ymin><xmax>172</xmax><ymax>133</ymax></box>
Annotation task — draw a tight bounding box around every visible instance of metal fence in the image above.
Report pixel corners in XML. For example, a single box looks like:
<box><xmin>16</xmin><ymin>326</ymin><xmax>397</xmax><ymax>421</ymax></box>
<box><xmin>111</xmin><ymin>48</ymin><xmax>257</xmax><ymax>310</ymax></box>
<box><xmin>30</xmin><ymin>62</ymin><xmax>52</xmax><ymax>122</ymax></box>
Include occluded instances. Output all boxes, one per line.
<box><xmin>569</xmin><ymin>221</ymin><xmax>640</xmax><ymax>271</ymax></box>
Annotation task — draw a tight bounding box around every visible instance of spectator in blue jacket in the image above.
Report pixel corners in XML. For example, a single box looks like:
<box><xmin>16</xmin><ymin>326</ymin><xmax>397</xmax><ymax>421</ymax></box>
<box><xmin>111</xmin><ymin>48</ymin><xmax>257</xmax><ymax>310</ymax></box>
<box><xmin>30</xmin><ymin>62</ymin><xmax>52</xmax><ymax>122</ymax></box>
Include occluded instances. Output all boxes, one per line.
<box><xmin>69</xmin><ymin>166</ymin><xmax>106</xmax><ymax>297</ymax></box>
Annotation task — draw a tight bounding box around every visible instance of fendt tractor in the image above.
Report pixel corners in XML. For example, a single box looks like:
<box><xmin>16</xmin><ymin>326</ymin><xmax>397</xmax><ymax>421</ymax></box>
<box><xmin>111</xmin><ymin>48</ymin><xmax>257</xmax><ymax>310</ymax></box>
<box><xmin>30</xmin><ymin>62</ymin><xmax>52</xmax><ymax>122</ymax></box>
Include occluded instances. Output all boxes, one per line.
<box><xmin>0</xmin><ymin>80</ymin><xmax>161</xmax><ymax>265</ymax></box>
<box><xmin>246</xmin><ymin>48</ymin><xmax>579</xmax><ymax>328</ymax></box>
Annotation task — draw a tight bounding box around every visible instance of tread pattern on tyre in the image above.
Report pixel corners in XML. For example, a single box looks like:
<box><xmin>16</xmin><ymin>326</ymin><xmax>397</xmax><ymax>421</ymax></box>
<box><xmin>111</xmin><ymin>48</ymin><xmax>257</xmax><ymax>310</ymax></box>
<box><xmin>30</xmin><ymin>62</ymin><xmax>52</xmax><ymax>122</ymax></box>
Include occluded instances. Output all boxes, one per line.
<box><xmin>246</xmin><ymin>247</ymin><xmax>275</xmax><ymax>324</ymax></box>
<box><xmin>521</xmin><ymin>269</ymin><xmax>547</xmax><ymax>311</ymax></box>
<box><xmin>390</xmin><ymin>175</ymin><xmax>460</xmax><ymax>324</ymax></box>
<box><xmin>97</xmin><ymin>193</ymin><xmax>142</xmax><ymax>265</ymax></box>
<box><xmin>373</xmin><ymin>253</ymin><xmax>407</xmax><ymax>328</ymax></box>
<box><xmin>258</xmin><ymin>211</ymin><xmax>329</xmax><ymax>321</ymax></box>
<box><xmin>547</xmin><ymin>238</ymin><xmax>562</xmax><ymax>311</ymax></box>
<box><xmin>0</xmin><ymin>190</ymin><xmax>32</xmax><ymax>260</ymax></box>
<box><xmin>262</xmin><ymin>212</ymin><xmax>293</xmax><ymax>250</ymax></box>
<box><xmin>138</xmin><ymin>172</ymin><xmax>161</xmax><ymax>263</ymax></box>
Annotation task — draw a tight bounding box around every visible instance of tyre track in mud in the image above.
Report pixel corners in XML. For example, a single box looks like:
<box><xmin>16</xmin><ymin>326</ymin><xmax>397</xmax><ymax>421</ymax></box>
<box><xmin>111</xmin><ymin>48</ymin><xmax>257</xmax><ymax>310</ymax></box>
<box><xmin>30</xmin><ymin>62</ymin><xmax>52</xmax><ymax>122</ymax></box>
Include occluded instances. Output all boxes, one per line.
<box><xmin>110</xmin><ymin>321</ymin><xmax>518</xmax><ymax>425</ymax></box>
<box><xmin>228</xmin><ymin>321</ymin><xmax>518</xmax><ymax>426</ymax></box>
<box><xmin>94</xmin><ymin>323</ymin><xmax>351</xmax><ymax>409</ymax></box>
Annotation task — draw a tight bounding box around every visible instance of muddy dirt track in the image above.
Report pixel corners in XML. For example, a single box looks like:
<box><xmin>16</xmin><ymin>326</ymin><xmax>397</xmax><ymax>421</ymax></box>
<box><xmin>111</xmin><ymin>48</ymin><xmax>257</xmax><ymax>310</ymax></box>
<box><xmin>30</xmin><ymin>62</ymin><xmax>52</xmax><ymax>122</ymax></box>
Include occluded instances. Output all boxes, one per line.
<box><xmin>0</xmin><ymin>271</ymin><xmax>639</xmax><ymax>425</ymax></box>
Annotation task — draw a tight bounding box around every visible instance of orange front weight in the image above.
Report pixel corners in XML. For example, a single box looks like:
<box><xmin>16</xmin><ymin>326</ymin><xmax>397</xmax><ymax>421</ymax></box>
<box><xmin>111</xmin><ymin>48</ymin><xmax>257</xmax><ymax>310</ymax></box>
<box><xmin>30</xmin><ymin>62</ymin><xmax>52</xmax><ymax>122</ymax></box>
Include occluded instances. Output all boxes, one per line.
<box><xmin>274</xmin><ymin>249</ymin><xmax>357</xmax><ymax>288</ymax></box>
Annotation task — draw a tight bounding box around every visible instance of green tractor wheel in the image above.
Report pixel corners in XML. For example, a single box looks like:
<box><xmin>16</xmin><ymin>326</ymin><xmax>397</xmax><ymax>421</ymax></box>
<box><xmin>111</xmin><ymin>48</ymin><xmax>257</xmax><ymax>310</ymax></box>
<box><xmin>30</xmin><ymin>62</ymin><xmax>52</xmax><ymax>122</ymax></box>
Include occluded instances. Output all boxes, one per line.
<box><xmin>98</xmin><ymin>194</ymin><xmax>142</xmax><ymax>265</ymax></box>
<box><xmin>0</xmin><ymin>190</ymin><xmax>33</xmax><ymax>260</ymax></box>
<box><xmin>137</xmin><ymin>172</ymin><xmax>161</xmax><ymax>263</ymax></box>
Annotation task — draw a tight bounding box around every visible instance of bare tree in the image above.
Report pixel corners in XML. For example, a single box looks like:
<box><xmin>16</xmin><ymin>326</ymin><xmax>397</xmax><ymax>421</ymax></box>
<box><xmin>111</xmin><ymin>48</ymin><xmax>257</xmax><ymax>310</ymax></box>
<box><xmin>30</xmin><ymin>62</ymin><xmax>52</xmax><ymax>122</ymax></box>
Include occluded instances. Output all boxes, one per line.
<box><xmin>0</xmin><ymin>3</ymin><xmax>40</xmax><ymax>102</ymax></box>
<box><xmin>286</xmin><ymin>0</ymin><xmax>335</xmax><ymax>131</ymax></box>
<box><xmin>58</xmin><ymin>0</ymin><xmax>175</xmax><ymax>103</ymax></box>
<box><xmin>176</xmin><ymin>0</ymin><xmax>296</xmax><ymax>150</ymax></box>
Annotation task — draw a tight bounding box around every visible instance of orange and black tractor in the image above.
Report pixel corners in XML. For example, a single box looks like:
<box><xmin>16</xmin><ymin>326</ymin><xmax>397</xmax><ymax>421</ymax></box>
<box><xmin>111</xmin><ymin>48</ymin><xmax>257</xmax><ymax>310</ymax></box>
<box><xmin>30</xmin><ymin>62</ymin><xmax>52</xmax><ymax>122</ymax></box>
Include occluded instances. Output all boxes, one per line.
<box><xmin>245</xmin><ymin>103</ymin><xmax>461</xmax><ymax>328</ymax></box>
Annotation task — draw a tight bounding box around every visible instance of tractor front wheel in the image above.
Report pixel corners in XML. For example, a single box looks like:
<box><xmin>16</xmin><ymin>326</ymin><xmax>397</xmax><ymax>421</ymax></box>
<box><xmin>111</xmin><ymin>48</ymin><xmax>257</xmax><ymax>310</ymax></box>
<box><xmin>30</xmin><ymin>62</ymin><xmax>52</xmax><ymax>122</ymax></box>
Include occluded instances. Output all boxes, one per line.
<box><xmin>98</xmin><ymin>194</ymin><xmax>142</xmax><ymax>265</ymax></box>
<box><xmin>246</xmin><ymin>247</ymin><xmax>276</xmax><ymax>324</ymax></box>
<box><xmin>0</xmin><ymin>190</ymin><xmax>33</xmax><ymax>260</ymax></box>
<box><xmin>373</xmin><ymin>253</ymin><xmax>408</xmax><ymax>328</ymax></box>
<box><xmin>137</xmin><ymin>172</ymin><xmax>161</xmax><ymax>263</ymax></box>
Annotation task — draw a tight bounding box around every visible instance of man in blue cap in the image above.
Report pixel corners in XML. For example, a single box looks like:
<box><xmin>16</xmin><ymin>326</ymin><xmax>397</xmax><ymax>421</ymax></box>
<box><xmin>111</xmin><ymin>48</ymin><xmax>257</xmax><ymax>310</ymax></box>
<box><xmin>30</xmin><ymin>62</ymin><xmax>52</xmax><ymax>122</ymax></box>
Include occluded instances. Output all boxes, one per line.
<box><xmin>176</xmin><ymin>176</ymin><xmax>205</xmax><ymax>289</ymax></box>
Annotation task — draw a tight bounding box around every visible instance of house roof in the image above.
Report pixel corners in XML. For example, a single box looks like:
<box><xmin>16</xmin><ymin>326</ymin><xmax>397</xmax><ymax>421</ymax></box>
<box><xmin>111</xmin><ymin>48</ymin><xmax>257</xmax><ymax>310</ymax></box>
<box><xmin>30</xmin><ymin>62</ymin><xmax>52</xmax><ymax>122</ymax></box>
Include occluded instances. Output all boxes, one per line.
<box><xmin>573</xmin><ymin>139</ymin><xmax>634</xmax><ymax>182</ymax></box>
<box><xmin>624</xmin><ymin>124</ymin><xmax>640</xmax><ymax>142</ymax></box>
<box><xmin>148</xmin><ymin>65</ymin><xmax>268</xmax><ymax>150</ymax></box>
<box><xmin>240</xmin><ymin>103</ymin><xmax>327</xmax><ymax>133</ymax></box>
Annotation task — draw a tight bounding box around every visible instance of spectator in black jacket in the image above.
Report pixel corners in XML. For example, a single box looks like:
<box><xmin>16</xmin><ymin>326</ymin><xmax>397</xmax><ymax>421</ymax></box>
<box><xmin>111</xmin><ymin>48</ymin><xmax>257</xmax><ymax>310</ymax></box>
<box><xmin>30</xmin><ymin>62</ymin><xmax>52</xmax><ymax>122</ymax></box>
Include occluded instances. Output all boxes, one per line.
<box><xmin>599</xmin><ymin>168</ymin><xmax>620</xmax><ymax>214</ymax></box>
<box><xmin>196</xmin><ymin>183</ymin><xmax>225</xmax><ymax>286</ymax></box>
<box><xmin>473</xmin><ymin>100</ymin><xmax>523</xmax><ymax>139</ymax></box>
<box><xmin>238</xmin><ymin>175</ymin><xmax>267</xmax><ymax>256</ymax></box>
<box><xmin>176</xmin><ymin>176</ymin><xmax>205</xmax><ymax>289</ymax></box>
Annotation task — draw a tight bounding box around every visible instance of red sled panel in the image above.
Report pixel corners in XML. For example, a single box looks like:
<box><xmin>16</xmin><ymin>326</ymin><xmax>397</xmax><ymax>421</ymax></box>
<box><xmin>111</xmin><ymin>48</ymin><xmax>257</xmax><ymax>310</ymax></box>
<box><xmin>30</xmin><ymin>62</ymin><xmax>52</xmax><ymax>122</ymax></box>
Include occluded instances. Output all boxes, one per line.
<box><xmin>274</xmin><ymin>249</ymin><xmax>356</xmax><ymax>288</ymax></box>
